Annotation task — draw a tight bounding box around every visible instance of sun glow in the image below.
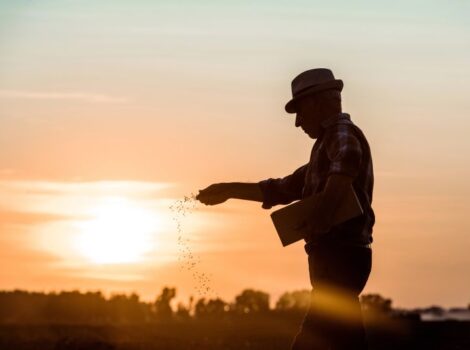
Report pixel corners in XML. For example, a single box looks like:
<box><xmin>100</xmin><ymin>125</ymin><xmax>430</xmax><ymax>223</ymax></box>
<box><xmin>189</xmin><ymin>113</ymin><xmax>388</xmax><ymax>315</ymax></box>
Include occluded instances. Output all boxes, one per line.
<box><xmin>76</xmin><ymin>196</ymin><xmax>159</xmax><ymax>264</ymax></box>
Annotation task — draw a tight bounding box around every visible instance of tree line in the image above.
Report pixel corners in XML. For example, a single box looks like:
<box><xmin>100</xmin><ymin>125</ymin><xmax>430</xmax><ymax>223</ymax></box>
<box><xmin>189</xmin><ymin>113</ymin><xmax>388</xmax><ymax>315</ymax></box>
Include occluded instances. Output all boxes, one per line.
<box><xmin>0</xmin><ymin>288</ymin><xmax>394</xmax><ymax>324</ymax></box>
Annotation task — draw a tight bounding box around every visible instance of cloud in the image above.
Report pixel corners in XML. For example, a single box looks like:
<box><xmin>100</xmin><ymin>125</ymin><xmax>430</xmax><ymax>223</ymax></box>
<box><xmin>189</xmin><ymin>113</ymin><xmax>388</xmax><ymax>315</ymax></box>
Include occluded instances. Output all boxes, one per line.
<box><xmin>0</xmin><ymin>168</ymin><xmax>16</xmax><ymax>176</ymax></box>
<box><xmin>0</xmin><ymin>210</ymin><xmax>81</xmax><ymax>226</ymax></box>
<box><xmin>0</xmin><ymin>89</ymin><xmax>130</xmax><ymax>104</ymax></box>
<box><xmin>0</xmin><ymin>241</ymin><xmax>61</xmax><ymax>265</ymax></box>
<box><xmin>0</xmin><ymin>179</ymin><xmax>176</xmax><ymax>220</ymax></box>
<box><xmin>0</xmin><ymin>180</ymin><xmax>173</xmax><ymax>196</ymax></box>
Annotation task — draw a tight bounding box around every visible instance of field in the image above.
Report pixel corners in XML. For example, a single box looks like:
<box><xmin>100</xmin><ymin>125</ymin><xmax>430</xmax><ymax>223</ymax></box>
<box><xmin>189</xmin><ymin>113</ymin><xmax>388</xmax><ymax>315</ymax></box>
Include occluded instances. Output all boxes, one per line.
<box><xmin>1</xmin><ymin>317</ymin><xmax>469</xmax><ymax>350</ymax></box>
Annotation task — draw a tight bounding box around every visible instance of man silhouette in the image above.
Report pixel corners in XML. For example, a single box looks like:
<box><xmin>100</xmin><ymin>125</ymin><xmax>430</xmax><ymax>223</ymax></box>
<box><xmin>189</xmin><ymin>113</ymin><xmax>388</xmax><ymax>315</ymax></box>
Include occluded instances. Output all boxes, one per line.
<box><xmin>196</xmin><ymin>68</ymin><xmax>375</xmax><ymax>350</ymax></box>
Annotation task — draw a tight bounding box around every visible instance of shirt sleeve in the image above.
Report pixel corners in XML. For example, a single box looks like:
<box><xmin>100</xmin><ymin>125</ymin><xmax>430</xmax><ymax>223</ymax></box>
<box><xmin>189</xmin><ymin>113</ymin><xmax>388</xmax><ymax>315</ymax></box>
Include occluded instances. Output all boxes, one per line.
<box><xmin>325</xmin><ymin>124</ymin><xmax>363</xmax><ymax>178</ymax></box>
<box><xmin>258</xmin><ymin>164</ymin><xmax>308</xmax><ymax>209</ymax></box>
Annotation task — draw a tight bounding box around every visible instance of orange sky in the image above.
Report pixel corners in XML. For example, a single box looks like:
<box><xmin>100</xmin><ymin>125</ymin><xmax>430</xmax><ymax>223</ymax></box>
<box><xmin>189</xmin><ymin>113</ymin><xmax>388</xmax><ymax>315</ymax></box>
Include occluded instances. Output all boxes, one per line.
<box><xmin>0</xmin><ymin>0</ymin><xmax>469</xmax><ymax>308</ymax></box>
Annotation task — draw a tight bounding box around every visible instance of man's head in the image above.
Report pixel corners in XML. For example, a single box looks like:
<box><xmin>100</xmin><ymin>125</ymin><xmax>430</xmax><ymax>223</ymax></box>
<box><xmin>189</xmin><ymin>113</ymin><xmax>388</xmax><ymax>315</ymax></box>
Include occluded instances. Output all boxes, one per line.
<box><xmin>285</xmin><ymin>68</ymin><xmax>343</xmax><ymax>139</ymax></box>
<box><xmin>294</xmin><ymin>89</ymin><xmax>342</xmax><ymax>139</ymax></box>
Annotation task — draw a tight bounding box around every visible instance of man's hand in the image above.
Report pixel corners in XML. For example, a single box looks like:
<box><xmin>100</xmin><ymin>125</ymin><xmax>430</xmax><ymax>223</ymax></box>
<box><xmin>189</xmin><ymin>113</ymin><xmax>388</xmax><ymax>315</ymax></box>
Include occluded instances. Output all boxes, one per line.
<box><xmin>196</xmin><ymin>182</ymin><xmax>264</xmax><ymax>206</ymax></box>
<box><xmin>196</xmin><ymin>183</ymin><xmax>233</xmax><ymax>205</ymax></box>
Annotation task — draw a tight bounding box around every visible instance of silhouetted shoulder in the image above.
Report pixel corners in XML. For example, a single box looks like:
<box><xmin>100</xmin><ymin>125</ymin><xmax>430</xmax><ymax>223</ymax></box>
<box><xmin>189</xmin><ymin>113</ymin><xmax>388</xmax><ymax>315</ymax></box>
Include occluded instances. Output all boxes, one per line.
<box><xmin>323</xmin><ymin>120</ymin><xmax>363</xmax><ymax>178</ymax></box>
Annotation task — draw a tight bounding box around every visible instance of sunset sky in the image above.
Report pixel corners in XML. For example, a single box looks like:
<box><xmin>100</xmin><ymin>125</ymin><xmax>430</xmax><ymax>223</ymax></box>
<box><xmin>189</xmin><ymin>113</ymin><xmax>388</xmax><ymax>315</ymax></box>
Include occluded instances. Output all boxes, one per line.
<box><xmin>0</xmin><ymin>0</ymin><xmax>469</xmax><ymax>308</ymax></box>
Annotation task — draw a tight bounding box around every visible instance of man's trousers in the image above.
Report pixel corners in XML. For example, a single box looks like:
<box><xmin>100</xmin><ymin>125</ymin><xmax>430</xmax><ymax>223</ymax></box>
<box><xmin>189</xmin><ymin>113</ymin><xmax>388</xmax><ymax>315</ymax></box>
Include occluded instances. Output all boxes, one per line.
<box><xmin>291</xmin><ymin>243</ymin><xmax>372</xmax><ymax>350</ymax></box>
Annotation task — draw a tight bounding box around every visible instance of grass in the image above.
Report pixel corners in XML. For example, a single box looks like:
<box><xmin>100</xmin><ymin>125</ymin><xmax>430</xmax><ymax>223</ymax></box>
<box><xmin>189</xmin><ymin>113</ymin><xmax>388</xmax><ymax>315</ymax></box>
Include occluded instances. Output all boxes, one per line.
<box><xmin>1</xmin><ymin>317</ymin><xmax>470</xmax><ymax>350</ymax></box>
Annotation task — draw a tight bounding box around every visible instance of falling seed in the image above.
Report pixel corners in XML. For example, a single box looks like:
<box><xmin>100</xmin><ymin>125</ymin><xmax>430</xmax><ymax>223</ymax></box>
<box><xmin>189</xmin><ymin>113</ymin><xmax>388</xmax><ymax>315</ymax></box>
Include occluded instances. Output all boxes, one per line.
<box><xmin>170</xmin><ymin>193</ymin><xmax>217</xmax><ymax>298</ymax></box>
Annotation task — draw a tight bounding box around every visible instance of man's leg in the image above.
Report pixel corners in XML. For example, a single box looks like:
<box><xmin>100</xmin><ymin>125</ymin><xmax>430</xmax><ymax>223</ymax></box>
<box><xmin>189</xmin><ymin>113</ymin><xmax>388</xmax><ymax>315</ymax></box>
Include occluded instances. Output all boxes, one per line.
<box><xmin>332</xmin><ymin>297</ymin><xmax>368</xmax><ymax>349</ymax></box>
<box><xmin>290</xmin><ymin>244</ymin><xmax>372</xmax><ymax>350</ymax></box>
<box><xmin>290</xmin><ymin>288</ymin><xmax>343</xmax><ymax>350</ymax></box>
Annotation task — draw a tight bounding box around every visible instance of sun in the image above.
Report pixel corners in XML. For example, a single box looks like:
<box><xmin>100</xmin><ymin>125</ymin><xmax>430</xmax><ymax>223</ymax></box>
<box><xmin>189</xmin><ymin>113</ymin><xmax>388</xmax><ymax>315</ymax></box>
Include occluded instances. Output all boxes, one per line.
<box><xmin>75</xmin><ymin>196</ymin><xmax>159</xmax><ymax>264</ymax></box>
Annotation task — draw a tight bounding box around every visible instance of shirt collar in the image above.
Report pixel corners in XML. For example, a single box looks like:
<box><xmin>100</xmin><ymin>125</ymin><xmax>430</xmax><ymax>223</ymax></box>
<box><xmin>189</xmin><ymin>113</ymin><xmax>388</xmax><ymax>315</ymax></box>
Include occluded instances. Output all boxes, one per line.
<box><xmin>320</xmin><ymin>113</ymin><xmax>351</xmax><ymax>129</ymax></box>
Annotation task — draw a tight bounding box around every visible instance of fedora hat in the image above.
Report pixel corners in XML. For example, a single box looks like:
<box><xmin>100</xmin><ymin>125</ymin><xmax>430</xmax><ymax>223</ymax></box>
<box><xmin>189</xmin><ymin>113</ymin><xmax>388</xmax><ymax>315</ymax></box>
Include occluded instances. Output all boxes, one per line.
<box><xmin>285</xmin><ymin>68</ymin><xmax>343</xmax><ymax>113</ymax></box>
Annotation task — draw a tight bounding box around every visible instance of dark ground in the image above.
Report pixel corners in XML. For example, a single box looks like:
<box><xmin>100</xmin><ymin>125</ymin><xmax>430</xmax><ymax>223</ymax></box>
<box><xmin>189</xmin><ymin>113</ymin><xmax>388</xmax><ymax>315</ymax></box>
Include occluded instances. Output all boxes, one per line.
<box><xmin>1</xmin><ymin>317</ymin><xmax>469</xmax><ymax>350</ymax></box>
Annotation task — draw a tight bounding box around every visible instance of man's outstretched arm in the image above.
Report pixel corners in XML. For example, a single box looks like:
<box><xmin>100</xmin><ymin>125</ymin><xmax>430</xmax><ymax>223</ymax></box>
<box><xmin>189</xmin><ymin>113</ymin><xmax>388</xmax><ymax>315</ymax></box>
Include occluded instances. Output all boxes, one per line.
<box><xmin>196</xmin><ymin>164</ymin><xmax>308</xmax><ymax>207</ymax></box>
<box><xmin>196</xmin><ymin>182</ymin><xmax>263</xmax><ymax>206</ymax></box>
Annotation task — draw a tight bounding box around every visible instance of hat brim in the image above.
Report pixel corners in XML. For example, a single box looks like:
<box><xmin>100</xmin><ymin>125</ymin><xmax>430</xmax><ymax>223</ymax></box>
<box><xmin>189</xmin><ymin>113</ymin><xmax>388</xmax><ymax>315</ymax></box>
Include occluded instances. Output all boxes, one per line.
<box><xmin>285</xmin><ymin>79</ymin><xmax>343</xmax><ymax>114</ymax></box>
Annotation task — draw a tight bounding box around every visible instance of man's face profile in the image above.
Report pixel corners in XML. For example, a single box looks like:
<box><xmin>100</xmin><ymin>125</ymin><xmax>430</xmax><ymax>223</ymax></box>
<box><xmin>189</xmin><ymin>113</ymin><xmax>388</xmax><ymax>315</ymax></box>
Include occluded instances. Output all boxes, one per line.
<box><xmin>294</xmin><ymin>95</ymin><xmax>323</xmax><ymax>139</ymax></box>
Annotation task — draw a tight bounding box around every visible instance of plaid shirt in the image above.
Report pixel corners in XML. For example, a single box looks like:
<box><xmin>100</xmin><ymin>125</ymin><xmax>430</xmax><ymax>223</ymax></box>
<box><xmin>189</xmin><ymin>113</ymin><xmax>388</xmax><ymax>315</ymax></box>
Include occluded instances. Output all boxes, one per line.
<box><xmin>259</xmin><ymin>113</ymin><xmax>375</xmax><ymax>248</ymax></box>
